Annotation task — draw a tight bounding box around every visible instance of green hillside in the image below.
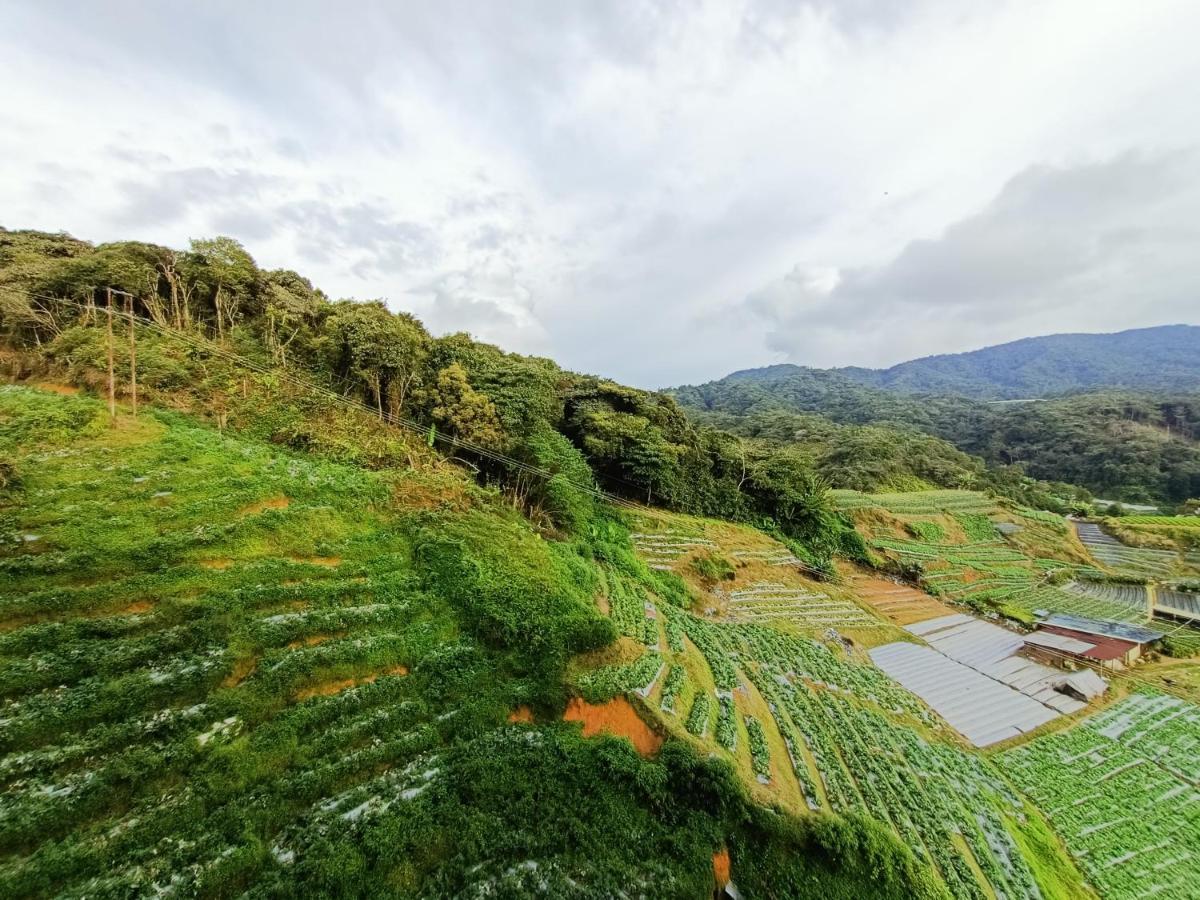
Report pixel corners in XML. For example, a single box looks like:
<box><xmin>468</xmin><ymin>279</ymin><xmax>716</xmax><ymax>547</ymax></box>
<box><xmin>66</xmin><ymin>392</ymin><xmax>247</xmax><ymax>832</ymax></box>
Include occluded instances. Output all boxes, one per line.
<box><xmin>0</xmin><ymin>386</ymin><xmax>939</xmax><ymax>898</ymax></box>
<box><xmin>673</xmin><ymin>367</ymin><xmax>1200</xmax><ymax>504</ymax></box>
<box><xmin>3</xmin><ymin>225</ymin><xmax>1198</xmax><ymax>900</ymax></box>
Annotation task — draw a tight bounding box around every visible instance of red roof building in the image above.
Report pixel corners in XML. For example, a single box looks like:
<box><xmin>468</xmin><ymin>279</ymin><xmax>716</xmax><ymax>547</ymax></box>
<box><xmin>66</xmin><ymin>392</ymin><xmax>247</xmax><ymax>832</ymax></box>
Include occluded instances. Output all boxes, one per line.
<box><xmin>1023</xmin><ymin>613</ymin><xmax>1163</xmax><ymax>671</ymax></box>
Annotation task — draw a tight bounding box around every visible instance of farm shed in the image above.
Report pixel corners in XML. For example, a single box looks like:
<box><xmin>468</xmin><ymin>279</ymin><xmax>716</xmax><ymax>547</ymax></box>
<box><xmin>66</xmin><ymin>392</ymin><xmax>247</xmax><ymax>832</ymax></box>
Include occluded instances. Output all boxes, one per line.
<box><xmin>1026</xmin><ymin>613</ymin><xmax>1164</xmax><ymax>670</ymax></box>
<box><xmin>1056</xmin><ymin>669</ymin><xmax>1107</xmax><ymax>702</ymax></box>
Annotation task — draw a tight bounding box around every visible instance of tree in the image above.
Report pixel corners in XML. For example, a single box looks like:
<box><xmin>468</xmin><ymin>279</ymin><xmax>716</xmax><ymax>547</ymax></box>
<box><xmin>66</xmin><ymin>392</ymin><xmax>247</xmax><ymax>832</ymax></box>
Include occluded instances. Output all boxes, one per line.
<box><xmin>186</xmin><ymin>236</ymin><xmax>257</xmax><ymax>341</ymax></box>
<box><xmin>422</xmin><ymin>362</ymin><xmax>504</xmax><ymax>450</ymax></box>
<box><xmin>326</xmin><ymin>301</ymin><xmax>429</xmax><ymax>418</ymax></box>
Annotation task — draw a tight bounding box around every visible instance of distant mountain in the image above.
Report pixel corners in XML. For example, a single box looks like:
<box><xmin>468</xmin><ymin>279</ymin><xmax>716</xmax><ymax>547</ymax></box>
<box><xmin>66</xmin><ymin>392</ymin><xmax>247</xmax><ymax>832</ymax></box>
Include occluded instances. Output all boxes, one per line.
<box><xmin>672</xmin><ymin>328</ymin><xmax>1200</xmax><ymax>503</ymax></box>
<box><xmin>727</xmin><ymin>324</ymin><xmax>1200</xmax><ymax>400</ymax></box>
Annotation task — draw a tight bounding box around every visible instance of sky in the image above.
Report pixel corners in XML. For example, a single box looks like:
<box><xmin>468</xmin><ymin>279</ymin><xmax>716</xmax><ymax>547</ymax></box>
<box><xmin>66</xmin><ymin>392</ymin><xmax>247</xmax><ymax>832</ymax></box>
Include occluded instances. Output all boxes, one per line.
<box><xmin>2</xmin><ymin>0</ymin><xmax>1198</xmax><ymax>388</ymax></box>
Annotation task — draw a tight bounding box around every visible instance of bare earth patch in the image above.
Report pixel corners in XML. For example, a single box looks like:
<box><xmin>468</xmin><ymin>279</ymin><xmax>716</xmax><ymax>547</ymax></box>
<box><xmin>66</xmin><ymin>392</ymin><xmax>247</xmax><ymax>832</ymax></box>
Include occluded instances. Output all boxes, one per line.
<box><xmin>713</xmin><ymin>848</ymin><xmax>731</xmax><ymax>888</ymax></box>
<box><xmin>287</xmin><ymin>633</ymin><xmax>339</xmax><ymax>649</ymax></box>
<box><xmin>238</xmin><ymin>495</ymin><xmax>290</xmax><ymax>516</ymax></box>
<box><xmin>850</xmin><ymin>572</ymin><xmax>954</xmax><ymax>626</ymax></box>
<box><xmin>563</xmin><ymin>696</ymin><xmax>663</xmax><ymax>757</ymax></box>
<box><xmin>293</xmin><ymin>665</ymin><xmax>408</xmax><ymax>701</ymax></box>
<box><xmin>508</xmin><ymin>706</ymin><xmax>535</xmax><ymax>724</ymax></box>
<box><xmin>120</xmin><ymin>600</ymin><xmax>153</xmax><ymax>615</ymax></box>
<box><xmin>288</xmin><ymin>556</ymin><xmax>342</xmax><ymax>568</ymax></box>
<box><xmin>33</xmin><ymin>382</ymin><xmax>80</xmax><ymax>395</ymax></box>
<box><xmin>222</xmin><ymin>656</ymin><xmax>258</xmax><ymax>688</ymax></box>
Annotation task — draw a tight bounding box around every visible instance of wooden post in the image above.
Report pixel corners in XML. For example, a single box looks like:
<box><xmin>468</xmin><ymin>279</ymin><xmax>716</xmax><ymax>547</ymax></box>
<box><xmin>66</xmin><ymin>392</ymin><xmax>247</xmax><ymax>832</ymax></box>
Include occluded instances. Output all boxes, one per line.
<box><xmin>105</xmin><ymin>288</ymin><xmax>116</xmax><ymax>422</ymax></box>
<box><xmin>126</xmin><ymin>294</ymin><xmax>138</xmax><ymax>417</ymax></box>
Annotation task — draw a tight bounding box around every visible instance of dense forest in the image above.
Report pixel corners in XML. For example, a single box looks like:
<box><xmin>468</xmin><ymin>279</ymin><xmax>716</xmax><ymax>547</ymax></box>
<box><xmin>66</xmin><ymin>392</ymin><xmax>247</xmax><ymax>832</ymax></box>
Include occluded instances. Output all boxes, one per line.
<box><xmin>674</xmin><ymin>366</ymin><xmax>1200</xmax><ymax>505</ymax></box>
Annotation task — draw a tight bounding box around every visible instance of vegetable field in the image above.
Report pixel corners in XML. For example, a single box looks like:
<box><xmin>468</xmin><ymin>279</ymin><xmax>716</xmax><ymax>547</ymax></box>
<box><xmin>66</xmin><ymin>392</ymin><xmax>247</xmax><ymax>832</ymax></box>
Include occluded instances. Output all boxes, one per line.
<box><xmin>832</xmin><ymin>489</ymin><xmax>998</xmax><ymax>516</ymax></box>
<box><xmin>669</xmin><ymin>609</ymin><xmax>1056</xmax><ymax>899</ymax></box>
<box><xmin>1000</xmin><ymin>692</ymin><xmax>1200</xmax><ymax>899</ymax></box>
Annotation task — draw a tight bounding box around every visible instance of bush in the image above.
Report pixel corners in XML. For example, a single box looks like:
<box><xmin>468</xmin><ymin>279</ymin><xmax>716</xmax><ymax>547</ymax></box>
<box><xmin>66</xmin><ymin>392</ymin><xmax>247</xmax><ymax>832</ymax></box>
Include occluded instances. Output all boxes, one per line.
<box><xmin>690</xmin><ymin>552</ymin><xmax>735</xmax><ymax>584</ymax></box>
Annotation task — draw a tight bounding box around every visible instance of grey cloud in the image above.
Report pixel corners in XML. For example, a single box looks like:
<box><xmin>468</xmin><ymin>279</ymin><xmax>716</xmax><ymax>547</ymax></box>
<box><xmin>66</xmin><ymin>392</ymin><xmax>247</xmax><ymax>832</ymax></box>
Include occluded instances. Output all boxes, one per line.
<box><xmin>276</xmin><ymin>200</ymin><xmax>441</xmax><ymax>278</ymax></box>
<box><xmin>107</xmin><ymin>146</ymin><xmax>172</xmax><ymax>167</ymax></box>
<box><xmin>114</xmin><ymin>167</ymin><xmax>278</xmax><ymax>227</ymax></box>
<box><xmin>747</xmin><ymin>151</ymin><xmax>1200</xmax><ymax>367</ymax></box>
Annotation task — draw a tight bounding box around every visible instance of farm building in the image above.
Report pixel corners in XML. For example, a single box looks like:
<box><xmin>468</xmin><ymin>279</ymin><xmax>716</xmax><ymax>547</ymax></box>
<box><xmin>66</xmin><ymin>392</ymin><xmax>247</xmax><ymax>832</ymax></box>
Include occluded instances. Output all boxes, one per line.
<box><xmin>1056</xmin><ymin>669</ymin><xmax>1107</xmax><ymax>702</ymax></box>
<box><xmin>1024</xmin><ymin>613</ymin><xmax>1164</xmax><ymax>671</ymax></box>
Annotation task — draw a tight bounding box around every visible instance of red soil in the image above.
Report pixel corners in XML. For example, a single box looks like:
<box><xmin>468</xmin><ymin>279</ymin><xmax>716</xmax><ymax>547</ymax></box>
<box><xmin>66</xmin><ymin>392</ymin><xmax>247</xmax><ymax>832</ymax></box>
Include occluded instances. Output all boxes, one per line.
<box><xmin>508</xmin><ymin>706</ymin><xmax>535</xmax><ymax>723</ymax></box>
<box><xmin>293</xmin><ymin>664</ymin><xmax>408</xmax><ymax>701</ymax></box>
<box><xmin>713</xmin><ymin>848</ymin><xmax>731</xmax><ymax>886</ymax></box>
<box><xmin>563</xmin><ymin>696</ymin><xmax>663</xmax><ymax>757</ymax></box>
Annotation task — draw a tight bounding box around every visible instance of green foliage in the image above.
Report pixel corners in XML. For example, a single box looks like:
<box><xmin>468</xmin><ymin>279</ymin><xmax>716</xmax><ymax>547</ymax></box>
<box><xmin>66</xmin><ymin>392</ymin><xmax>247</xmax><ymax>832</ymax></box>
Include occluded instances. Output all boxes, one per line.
<box><xmin>523</xmin><ymin>424</ymin><xmax>597</xmax><ymax>533</ymax></box>
<box><xmin>685</xmin><ymin>691</ymin><xmax>711</xmax><ymax>737</ymax></box>
<box><xmin>420</xmin><ymin>362</ymin><xmax>505</xmax><ymax>450</ymax></box>
<box><xmin>715</xmin><ymin>696</ymin><xmax>738</xmax><ymax>751</ymax></box>
<box><xmin>955</xmin><ymin>513</ymin><xmax>998</xmax><ymax>542</ymax></box>
<box><xmin>689</xmin><ymin>551</ymin><xmax>735</xmax><ymax>584</ymax></box>
<box><xmin>659</xmin><ymin>663</ymin><xmax>686</xmax><ymax>711</ymax></box>
<box><xmin>731</xmin><ymin>809</ymin><xmax>950</xmax><ymax>900</ymax></box>
<box><xmin>907</xmin><ymin>521</ymin><xmax>946</xmax><ymax>542</ymax></box>
<box><xmin>745</xmin><ymin>715</ymin><xmax>771</xmax><ymax>780</ymax></box>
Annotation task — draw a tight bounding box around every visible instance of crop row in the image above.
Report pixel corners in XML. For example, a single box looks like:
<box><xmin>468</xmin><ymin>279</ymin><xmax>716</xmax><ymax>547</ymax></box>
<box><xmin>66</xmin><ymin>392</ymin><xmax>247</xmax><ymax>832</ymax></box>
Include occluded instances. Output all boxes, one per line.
<box><xmin>1116</xmin><ymin>515</ymin><xmax>1200</xmax><ymax>528</ymax></box>
<box><xmin>604</xmin><ymin>568</ymin><xmax>658</xmax><ymax>646</ymax></box>
<box><xmin>831</xmin><ymin>490</ymin><xmax>997</xmax><ymax>516</ymax></box>
<box><xmin>999</xmin><ymin>695</ymin><xmax>1200</xmax><ymax>900</ymax></box>
<box><xmin>750</xmin><ymin>670</ymin><xmax>1039</xmax><ymax>900</ymax></box>
<box><xmin>575</xmin><ymin>652</ymin><xmax>663</xmax><ymax>703</ymax></box>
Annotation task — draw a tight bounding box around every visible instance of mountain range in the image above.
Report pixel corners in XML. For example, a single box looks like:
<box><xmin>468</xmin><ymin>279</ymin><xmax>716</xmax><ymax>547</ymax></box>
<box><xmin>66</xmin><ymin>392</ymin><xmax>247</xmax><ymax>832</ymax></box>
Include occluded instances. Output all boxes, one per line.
<box><xmin>723</xmin><ymin>324</ymin><xmax>1200</xmax><ymax>400</ymax></box>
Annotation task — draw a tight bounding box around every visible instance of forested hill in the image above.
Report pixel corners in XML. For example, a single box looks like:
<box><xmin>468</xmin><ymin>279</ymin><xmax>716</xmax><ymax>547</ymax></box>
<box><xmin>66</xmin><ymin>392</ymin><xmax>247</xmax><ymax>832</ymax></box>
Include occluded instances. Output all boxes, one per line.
<box><xmin>673</xmin><ymin>368</ymin><xmax>1200</xmax><ymax>505</ymax></box>
<box><xmin>724</xmin><ymin>324</ymin><xmax>1200</xmax><ymax>400</ymax></box>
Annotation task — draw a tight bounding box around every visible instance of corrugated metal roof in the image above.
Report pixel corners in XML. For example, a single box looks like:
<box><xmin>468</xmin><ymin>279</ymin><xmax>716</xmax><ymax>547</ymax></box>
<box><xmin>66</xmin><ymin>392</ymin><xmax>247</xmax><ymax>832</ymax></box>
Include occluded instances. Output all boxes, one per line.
<box><xmin>1040</xmin><ymin>613</ymin><xmax>1163</xmax><ymax>644</ymax></box>
<box><xmin>1041</xmin><ymin>625</ymin><xmax>1137</xmax><ymax>661</ymax></box>
<box><xmin>1024</xmin><ymin>632</ymin><xmax>1096</xmax><ymax>654</ymax></box>
<box><xmin>1061</xmin><ymin>670</ymin><xmax>1107</xmax><ymax>699</ymax></box>
<box><xmin>869</xmin><ymin>640</ymin><xmax>1073</xmax><ymax>747</ymax></box>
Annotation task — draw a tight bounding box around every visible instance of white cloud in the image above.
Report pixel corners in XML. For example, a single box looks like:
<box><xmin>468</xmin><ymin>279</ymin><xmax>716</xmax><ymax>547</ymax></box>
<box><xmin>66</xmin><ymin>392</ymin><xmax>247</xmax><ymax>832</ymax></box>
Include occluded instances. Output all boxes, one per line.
<box><xmin>1</xmin><ymin>0</ymin><xmax>1198</xmax><ymax>386</ymax></box>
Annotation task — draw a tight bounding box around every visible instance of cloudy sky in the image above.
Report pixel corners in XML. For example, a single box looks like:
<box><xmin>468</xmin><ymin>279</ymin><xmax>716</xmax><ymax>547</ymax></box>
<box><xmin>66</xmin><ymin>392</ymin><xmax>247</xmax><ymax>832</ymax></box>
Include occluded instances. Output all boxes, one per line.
<box><xmin>2</xmin><ymin>1</ymin><xmax>1198</xmax><ymax>387</ymax></box>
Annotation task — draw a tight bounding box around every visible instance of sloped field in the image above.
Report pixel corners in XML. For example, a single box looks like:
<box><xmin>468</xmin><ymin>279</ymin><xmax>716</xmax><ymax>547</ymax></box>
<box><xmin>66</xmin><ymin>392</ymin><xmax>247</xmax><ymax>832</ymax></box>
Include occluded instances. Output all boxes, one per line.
<box><xmin>1074</xmin><ymin>522</ymin><xmax>1182</xmax><ymax>580</ymax></box>
<box><xmin>1000</xmin><ymin>692</ymin><xmax>1200</xmax><ymax>900</ymax></box>
<box><xmin>7</xmin><ymin>387</ymin><xmax>864</xmax><ymax>898</ymax></box>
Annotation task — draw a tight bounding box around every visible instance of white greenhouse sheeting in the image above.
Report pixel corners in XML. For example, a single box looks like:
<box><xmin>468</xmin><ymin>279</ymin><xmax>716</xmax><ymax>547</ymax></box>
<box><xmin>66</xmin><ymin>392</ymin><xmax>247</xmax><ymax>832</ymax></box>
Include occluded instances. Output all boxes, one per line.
<box><xmin>869</xmin><ymin>642</ymin><xmax>1060</xmax><ymax>746</ymax></box>
<box><xmin>902</xmin><ymin>615</ymin><xmax>1089</xmax><ymax>715</ymax></box>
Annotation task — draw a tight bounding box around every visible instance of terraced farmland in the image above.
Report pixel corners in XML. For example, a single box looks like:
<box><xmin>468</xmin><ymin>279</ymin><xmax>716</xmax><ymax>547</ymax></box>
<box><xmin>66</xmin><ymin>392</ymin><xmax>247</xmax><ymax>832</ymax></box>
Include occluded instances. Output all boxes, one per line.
<box><xmin>876</xmin><ymin>534</ymin><xmax>1148</xmax><ymax>623</ymax></box>
<box><xmin>832</xmin><ymin>489</ymin><xmax>998</xmax><ymax>516</ymax></box>
<box><xmin>630</xmin><ymin>529</ymin><xmax>716</xmax><ymax>570</ymax></box>
<box><xmin>666</xmin><ymin>611</ymin><xmax>1056</xmax><ymax>899</ymax></box>
<box><xmin>1000</xmin><ymin>692</ymin><xmax>1200</xmax><ymax>900</ymax></box>
<box><xmin>720</xmin><ymin>581</ymin><xmax>882</xmax><ymax>629</ymax></box>
<box><xmin>1115</xmin><ymin>515</ymin><xmax>1200</xmax><ymax>528</ymax></box>
<box><xmin>0</xmin><ymin>391</ymin><xmax>463</xmax><ymax>894</ymax></box>
<box><xmin>1074</xmin><ymin>522</ymin><xmax>1181</xmax><ymax>579</ymax></box>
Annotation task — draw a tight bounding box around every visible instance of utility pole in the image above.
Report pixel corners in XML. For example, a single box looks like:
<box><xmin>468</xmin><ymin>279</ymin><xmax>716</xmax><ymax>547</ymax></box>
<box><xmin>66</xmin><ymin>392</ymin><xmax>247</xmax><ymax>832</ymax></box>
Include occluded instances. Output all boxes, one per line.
<box><xmin>126</xmin><ymin>293</ymin><xmax>138</xmax><ymax>417</ymax></box>
<box><xmin>105</xmin><ymin>288</ymin><xmax>116</xmax><ymax>422</ymax></box>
